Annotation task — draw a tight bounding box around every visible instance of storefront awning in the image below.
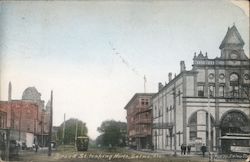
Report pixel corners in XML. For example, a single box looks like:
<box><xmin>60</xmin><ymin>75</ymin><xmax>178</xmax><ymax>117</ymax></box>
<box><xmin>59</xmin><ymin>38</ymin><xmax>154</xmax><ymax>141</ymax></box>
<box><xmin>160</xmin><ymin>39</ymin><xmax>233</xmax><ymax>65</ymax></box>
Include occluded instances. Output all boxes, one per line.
<box><xmin>220</xmin><ymin>136</ymin><xmax>250</xmax><ymax>140</ymax></box>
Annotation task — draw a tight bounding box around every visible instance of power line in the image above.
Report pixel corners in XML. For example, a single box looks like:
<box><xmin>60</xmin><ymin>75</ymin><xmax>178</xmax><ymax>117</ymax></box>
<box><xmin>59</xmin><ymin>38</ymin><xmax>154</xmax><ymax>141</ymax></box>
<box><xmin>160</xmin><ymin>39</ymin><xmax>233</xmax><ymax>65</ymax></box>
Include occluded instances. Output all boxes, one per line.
<box><xmin>108</xmin><ymin>41</ymin><xmax>147</xmax><ymax>92</ymax></box>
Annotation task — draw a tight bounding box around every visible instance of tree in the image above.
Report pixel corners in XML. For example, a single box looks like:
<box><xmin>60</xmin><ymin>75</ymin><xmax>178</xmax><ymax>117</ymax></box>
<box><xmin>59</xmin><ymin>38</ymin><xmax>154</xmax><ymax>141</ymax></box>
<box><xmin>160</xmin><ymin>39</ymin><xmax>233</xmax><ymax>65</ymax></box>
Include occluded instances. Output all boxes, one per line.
<box><xmin>96</xmin><ymin>120</ymin><xmax>127</xmax><ymax>147</ymax></box>
<box><xmin>57</xmin><ymin>118</ymin><xmax>88</xmax><ymax>145</ymax></box>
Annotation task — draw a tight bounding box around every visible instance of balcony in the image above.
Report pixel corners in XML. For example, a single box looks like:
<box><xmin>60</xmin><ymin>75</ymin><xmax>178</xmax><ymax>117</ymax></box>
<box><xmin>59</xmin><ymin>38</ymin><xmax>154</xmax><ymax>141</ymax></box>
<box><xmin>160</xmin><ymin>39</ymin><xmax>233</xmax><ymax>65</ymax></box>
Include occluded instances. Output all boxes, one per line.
<box><xmin>133</xmin><ymin>108</ymin><xmax>150</xmax><ymax>115</ymax></box>
<box><xmin>152</xmin><ymin>122</ymin><xmax>174</xmax><ymax>129</ymax></box>
<box><xmin>135</xmin><ymin>129</ymin><xmax>151</xmax><ymax>137</ymax></box>
<box><xmin>135</xmin><ymin>118</ymin><xmax>151</xmax><ymax>124</ymax></box>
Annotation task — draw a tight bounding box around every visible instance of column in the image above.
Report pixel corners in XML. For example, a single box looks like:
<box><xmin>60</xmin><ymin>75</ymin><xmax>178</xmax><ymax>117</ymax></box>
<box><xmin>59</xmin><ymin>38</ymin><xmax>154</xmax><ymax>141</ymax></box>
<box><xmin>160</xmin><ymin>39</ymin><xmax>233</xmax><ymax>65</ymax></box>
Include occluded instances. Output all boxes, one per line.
<box><xmin>213</xmin><ymin>127</ymin><xmax>216</xmax><ymax>152</ymax></box>
<box><xmin>186</xmin><ymin>127</ymin><xmax>190</xmax><ymax>145</ymax></box>
<box><xmin>197</xmin><ymin>111</ymin><xmax>206</xmax><ymax>144</ymax></box>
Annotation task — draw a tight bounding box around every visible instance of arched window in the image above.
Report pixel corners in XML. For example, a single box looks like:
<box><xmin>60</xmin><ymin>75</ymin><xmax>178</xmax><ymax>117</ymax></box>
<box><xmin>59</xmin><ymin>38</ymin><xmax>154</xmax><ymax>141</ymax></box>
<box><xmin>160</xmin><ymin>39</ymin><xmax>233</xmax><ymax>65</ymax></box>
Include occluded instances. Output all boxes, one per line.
<box><xmin>219</xmin><ymin>85</ymin><xmax>224</xmax><ymax>97</ymax></box>
<box><xmin>209</xmin><ymin>85</ymin><xmax>215</xmax><ymax>97</ymax></box>
<box><xmin>189</xmin><ymin>112</ymin><xmax>197</xmax><ymax>140</ymax></box>
<box><xmin>188</xmin><ymin>111</ymin><xmax>214</xmax><ymax>141</ymax></box>
<box><xmin>229</xmin><ymin>73</ymin><xmax>239</xmax><ymax>97</ymax></box>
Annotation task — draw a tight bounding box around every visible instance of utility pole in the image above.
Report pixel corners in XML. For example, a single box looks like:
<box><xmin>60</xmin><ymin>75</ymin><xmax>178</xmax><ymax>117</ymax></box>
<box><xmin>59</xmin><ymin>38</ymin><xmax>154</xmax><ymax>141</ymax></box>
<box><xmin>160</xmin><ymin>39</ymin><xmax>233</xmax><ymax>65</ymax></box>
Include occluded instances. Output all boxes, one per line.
<box><xmin>173</xmin><ymin>87</ymin><xmax>177</xmax><ymax>156</ymax></box>
<box><xmin>208</xmin><ymin>90</ymin><xmax>211</xmax><ymax>162</ymax></box>
<box><xmin>48</xmin><ymin>90</ymin><xmax>53</xmax><ymax>156</ymax></box>
<box><xmin>62</xmin><ymin>113</ymin><xmax>66</xmax><ymax>145</ymax></box>
<box><xmin>19</xmin><ymin>107</ymin><xmax>22</xmax><ymax>141</ymax></box>
<box><xmin>75</xmin><ymin>120</ymin><xmax>78</xmax><ymax>150</ymax></box>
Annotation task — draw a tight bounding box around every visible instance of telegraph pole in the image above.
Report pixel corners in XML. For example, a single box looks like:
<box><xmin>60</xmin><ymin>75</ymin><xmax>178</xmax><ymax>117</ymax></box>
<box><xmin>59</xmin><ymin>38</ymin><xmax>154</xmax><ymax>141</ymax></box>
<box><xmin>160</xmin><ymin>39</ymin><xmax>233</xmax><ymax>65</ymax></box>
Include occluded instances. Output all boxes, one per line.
<box><xmin>208</xmin><ymin>90</ymin><xmax>211</xmax><ymax>162</ymax></box>
<box><xmin>48</xmin><ymin>90</ymin><xmax>53</xmax><ymax>156</ymax></box>
<box><xmin>75</xmin><ymin>120</ymin><xmax>78</xmax><ymax>150</ymax></box>
<box><xmin>173</xmin><ymin>87</ymin><xmax>177</xmax><ymax>156</ymax></box>
<box><xmin>62</xmin><ymin>113</ymin><xmax>66</xmax><ymax>145</ymax></box>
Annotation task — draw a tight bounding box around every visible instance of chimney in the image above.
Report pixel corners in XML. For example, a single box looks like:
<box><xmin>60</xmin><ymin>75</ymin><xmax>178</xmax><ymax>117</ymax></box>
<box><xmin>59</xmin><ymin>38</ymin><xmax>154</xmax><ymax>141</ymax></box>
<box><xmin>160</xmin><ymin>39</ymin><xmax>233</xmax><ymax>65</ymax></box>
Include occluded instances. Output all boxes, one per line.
<box><xmin>8</xmin><ymin>81</ymin><xmax>12</xmax><ymax>101</ymax></box>
<box><xmin>158</xmin><ymin>82</ymin><xmax>163</xmax><ymax>91</ymax></box>
<box><xmin>180</xmin><ymin>61</ymin><xmax>186</xmax><ymax>72</ymax></box>
<box><xmin>168</xmin><ymin>72</ymin><xmax>172</xmax><ymax>82</ymax></box>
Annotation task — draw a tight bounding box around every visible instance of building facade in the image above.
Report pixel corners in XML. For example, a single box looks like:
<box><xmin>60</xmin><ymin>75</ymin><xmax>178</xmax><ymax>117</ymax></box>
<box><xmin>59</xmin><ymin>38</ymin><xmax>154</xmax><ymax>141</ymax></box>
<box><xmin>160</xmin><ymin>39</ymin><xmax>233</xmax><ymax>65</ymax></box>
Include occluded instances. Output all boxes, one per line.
<box><xmin>152</xmin><ymin>25</ymin><xmax>250</xmax><ymax>153</ymax></box>
<box><xmin>125</xmin><ymin>93</ymin><xmax>155</xmax><ymax>149</ymax></box>
<box><xmin>0</xmin><ymin>82</ymin><xmax>51</xmax><ymax>147</ymax></box>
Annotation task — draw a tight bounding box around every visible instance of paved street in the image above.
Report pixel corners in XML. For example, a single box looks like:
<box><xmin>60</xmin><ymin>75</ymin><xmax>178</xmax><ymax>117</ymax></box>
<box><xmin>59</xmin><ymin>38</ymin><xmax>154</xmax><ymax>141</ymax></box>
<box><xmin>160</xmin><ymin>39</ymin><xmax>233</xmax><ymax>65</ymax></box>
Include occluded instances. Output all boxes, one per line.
<box><xmin>4</xmin><ymin>146</ymin><xmax>248</xmax><ymax>162</ymax></box>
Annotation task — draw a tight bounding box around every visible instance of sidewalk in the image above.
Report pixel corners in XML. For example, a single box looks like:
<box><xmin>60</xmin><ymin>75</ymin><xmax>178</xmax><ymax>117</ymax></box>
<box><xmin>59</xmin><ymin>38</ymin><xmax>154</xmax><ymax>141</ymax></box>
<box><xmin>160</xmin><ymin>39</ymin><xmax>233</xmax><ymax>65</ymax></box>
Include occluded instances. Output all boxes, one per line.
<box><xmin>129</xmin><ymin>149</ymin><xmax>247</xmax><ymax>162</ymax></box>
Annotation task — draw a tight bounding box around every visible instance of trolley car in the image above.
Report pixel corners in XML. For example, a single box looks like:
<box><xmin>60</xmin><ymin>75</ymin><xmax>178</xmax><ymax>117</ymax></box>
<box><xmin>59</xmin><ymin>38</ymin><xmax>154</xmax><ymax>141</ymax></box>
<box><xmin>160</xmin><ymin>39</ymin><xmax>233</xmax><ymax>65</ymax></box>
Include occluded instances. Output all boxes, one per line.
<box><xmin>76</xmin><ymin>136</ymin><xmax>89</xmax><ymax>151</ymax></box>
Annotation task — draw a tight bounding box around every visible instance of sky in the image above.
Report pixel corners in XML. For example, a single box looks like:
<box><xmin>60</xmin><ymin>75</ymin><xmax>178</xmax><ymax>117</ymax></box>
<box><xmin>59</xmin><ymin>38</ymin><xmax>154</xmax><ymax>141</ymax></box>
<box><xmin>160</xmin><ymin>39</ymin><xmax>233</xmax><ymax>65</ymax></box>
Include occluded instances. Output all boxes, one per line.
<box><xmin>0</xmin><ymin>0</ymin><xmax>249</xmax><ymax>139</ymax></box>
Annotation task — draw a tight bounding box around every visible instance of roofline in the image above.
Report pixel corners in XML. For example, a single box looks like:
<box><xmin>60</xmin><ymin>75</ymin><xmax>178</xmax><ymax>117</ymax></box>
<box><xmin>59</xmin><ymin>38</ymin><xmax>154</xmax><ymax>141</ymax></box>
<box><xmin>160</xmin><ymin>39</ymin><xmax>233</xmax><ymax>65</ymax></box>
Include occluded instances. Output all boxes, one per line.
<box><xmin>219</xmin><ymin>25</ymin><xmax>245</xmax><ymax>49</ymax></box>
<box><xmin>152</xmin><ymin>70</ymin><xmax>198</xmax><ymax>99</ymax></box>
<box><xmin>124</xmin><ymin>93</ymin><xmax>155</xmax><ymax>110</ymax></box>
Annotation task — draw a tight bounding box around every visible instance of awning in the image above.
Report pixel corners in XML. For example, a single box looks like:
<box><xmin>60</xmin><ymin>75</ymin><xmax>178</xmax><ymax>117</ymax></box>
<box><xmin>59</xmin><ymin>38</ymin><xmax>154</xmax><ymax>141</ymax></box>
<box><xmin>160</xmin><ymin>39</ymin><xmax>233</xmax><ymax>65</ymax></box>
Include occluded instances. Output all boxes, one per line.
<box><xmin>220</xmin><ymin>136</ymin><xmax>250</xmax><ymax>140</ymax></box>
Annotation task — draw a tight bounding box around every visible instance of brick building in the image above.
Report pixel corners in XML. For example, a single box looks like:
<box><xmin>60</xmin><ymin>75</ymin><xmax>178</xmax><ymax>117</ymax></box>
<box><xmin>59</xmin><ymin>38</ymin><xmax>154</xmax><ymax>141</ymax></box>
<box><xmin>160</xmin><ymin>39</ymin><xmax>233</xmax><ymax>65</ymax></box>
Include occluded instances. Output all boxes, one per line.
<box><xmin>0</xmin><ymin>82</ymin><xmax>51</xmax><ymax>147</ymax></box>
<box><xmin>124</xmin><ymin>93</ymin><xmax>155</xmax><ymax>149</ymax></box>
<box><xmin>152</xmin><ymin>25</ymin><xmax>250</xmax><ymax>153</ymax></box>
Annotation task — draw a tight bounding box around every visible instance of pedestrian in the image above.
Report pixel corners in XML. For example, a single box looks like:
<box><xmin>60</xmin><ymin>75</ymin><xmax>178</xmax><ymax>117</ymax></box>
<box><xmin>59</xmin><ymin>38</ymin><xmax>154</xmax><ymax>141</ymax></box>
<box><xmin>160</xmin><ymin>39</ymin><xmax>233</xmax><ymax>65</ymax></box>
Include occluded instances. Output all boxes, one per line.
<box><xmin>108</xmin><ymin>144</ymin><xmax>112</xmax><ymax>152</ymax></box>
<box><xmin>181</xmin><ymin>144</ymin><xmax>184</xmax><ymax>155</ymax></box>
<box><xmin>187</xmin><ymin>145</ymin><xmax>191</xmax><ymax>154</ymax></box>
<box><xmin>201</xmin><ymin>144</ymin><xmax>207</xmax><ymax>157</ymax></box>
<box><xmin>34</xmin><ymin>140</ymin><xmax>39</xmax><ymax>153</ymax></box>
<box><xmin>183</xmin><ymin>144</ymin><xmax>186</xmax><ymax>155</ymax></box>
<box><xmin>35</xmin><ymin>144</ymin><xmax>38</xmax><ymax>152</ymax></box>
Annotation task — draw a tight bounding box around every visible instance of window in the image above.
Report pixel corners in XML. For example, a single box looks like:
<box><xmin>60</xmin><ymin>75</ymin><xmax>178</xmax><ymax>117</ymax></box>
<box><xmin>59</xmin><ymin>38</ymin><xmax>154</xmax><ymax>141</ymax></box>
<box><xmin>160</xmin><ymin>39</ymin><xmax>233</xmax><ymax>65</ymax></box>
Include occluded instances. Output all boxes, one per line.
<box><xmin>189</xmin><ymin>112</ymin><xmax>197</xmax><ymax>140</ymax></box>
<box><xmin>209</xmin><ymin>85</ymin><xmax>215</xmax><ymax>97</ymax></box>
<box><xmin>166</xmin><ymin>135</ymin><xmax>169</xmax><ymax>146</ymax></box>
<box><xmin>178</xmin><ymin>90</ymin><xmax>181</xmax><ymax>105</ymax></box>
<box><xmin>0</xmin><ymin>111</ymin><xmax>6</xmax><ymax>128</ymax></box>
<box><xmin>145</xmin><ymin>99</ymin><xmax>149</xmax><ymax>106</ymax></box>
<box><xmin>229</xmin><ymin>73</ymin><xmax>239</xmax><ymax>97</ymax></box>
<box><xmin>170</xmin><ymin>106</ymin><xmax>172</xmax><ymax>121</ymax></box>
<box><xmin>141</xmin><ymin>99</ymin><xmax>145</xmax><ymax>106</ymax></box>
<box><xmin>219</xmin><ymin>85</ymin><xmax>224</xmax><ymax>97</ymax></box>
<box><xmin>154</xmin><ymin>106</ymin><xmax>157</xmax><ymax>118</ymax></box>
<box><xmin>198</xmin><ymin>85</ymin><xmax>204</xmax><ymax>97</ymax></box>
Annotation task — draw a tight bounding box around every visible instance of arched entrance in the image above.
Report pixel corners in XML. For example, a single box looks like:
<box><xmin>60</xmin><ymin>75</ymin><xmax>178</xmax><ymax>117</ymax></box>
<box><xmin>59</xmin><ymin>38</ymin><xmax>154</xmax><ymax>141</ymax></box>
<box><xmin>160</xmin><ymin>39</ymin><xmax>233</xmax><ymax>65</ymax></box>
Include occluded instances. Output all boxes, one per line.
<box><xmin>188</xmin><ymin>110</ymin><xmax>215</xmax><ymax>150</ymax></box>
<box><xmin>220</xmin><ymin>110</ymin><xmax>249</xmax><ymax>153</ymax></box>
<box><xmin>220</xmin><ymin>110</ymin><xmax>248</xmax><ymax>135</ymax></box>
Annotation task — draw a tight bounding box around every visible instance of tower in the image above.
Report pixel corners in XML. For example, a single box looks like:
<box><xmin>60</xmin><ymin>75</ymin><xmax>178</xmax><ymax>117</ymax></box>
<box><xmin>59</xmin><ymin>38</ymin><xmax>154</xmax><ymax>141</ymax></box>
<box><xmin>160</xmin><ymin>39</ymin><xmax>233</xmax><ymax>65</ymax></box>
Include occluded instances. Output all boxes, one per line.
<box><xmin>219</xmin><ymin>25</ymin><xmax>248</xmax><ymax>60</ymax></box>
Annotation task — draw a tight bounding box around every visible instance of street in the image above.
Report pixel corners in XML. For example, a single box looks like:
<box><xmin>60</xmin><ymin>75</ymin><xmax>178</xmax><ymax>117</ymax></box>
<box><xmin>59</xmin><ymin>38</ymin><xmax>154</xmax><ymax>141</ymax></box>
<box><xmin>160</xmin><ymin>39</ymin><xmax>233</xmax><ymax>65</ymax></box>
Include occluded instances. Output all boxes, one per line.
<box><xmin>6</xmin><ymin>145</ymin><xmax>247</xmax><ymax>162</ymax></box>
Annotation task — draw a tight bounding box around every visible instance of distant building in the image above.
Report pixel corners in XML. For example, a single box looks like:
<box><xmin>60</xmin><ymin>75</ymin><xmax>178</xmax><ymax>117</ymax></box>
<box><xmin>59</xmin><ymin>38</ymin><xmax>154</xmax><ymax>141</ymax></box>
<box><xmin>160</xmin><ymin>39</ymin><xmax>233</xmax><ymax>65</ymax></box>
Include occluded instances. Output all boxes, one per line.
<box><xmin>124</xmin><ymin>93</ymin><xmax>155</xmax><ymax>150</ymax></box>
<box><xmin>0</xmin><ymin>82</ymin><xmax>51</xmax><ymax>147</ymax></box>
<box><xmin>152</xmin><ymin>25</ymin><xmax>250</xmax><ymax>153</ymax></box>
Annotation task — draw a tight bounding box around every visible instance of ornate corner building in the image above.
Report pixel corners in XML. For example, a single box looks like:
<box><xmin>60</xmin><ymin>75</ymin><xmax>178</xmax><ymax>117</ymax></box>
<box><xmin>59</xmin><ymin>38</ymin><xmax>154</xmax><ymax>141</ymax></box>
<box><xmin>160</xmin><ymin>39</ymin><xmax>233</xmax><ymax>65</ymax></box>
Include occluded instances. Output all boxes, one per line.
<box><xmin>152</xmin><ymin>25</ymin><xmax>250</xmax><ymax>153</ymax></box>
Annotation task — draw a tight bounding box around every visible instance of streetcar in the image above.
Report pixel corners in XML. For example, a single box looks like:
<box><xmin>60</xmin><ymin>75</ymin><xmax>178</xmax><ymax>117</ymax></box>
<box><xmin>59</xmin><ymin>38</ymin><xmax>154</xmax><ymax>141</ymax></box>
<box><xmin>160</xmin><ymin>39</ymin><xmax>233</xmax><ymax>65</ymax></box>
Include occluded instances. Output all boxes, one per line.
<box><xmin>76</xmin><ymin>136</ymin><xmax>89</xmax><ymax>151</ymax></box>
<box><xmin>220</xmin><ymin>133</ymin><xmax>250</xmax><ymax>154</ymax></box>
